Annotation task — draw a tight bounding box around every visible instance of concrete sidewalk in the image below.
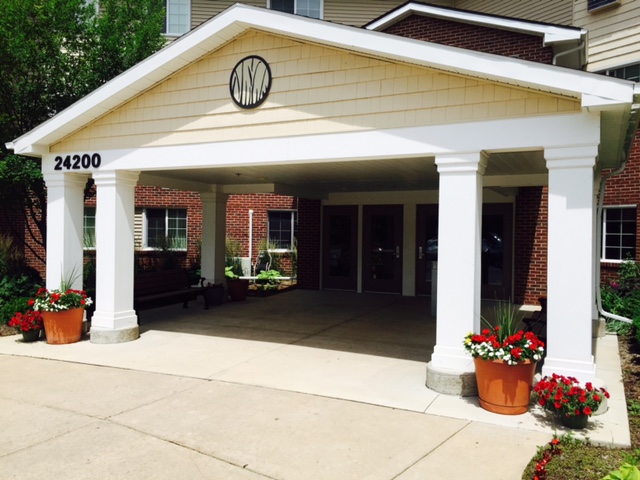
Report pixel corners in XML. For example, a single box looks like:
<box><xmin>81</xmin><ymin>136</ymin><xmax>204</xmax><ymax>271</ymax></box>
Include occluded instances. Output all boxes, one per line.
<box><xmin>0</xmin><ymin>290</ymin><xmax>630</xmax><ymax>479</ymax></box>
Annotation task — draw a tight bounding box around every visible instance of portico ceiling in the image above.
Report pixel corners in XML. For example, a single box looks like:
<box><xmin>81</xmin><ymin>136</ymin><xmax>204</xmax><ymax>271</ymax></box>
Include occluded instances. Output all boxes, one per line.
<box><xmin>138</xmin><ymin>150</ymin><xmax>547</xmax><ymax>196</ymax></box>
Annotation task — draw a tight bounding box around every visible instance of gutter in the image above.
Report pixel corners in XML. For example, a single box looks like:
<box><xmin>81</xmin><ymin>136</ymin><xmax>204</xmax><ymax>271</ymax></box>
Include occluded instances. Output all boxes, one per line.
<box><xmin>595</xmin><ymin>91</ymin><xmax>640</xmax><ymax>324</ymax></box>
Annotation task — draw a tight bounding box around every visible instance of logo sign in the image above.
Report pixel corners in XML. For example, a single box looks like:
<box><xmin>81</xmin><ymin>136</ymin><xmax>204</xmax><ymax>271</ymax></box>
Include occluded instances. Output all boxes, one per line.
<box><xmin>229</xmin><ymin>56</ymin><xmax>272</xmax><ymax>109</ymax></box>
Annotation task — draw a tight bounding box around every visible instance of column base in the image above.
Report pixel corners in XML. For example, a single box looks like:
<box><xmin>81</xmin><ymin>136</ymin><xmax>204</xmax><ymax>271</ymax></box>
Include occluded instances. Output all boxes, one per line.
<box><xmin>426</xmin><ymin>361</ymin><xmax>478</xmax><ymax>396</ymax></box>
<box><xmin>90</xmin><ymin>325</ymin><xmax>139</xmax><ymax>344</ymax></box>
<box><xmin>541</xmin><ymin>355</ymin><xmax>596</xmax><ymax>383</ymax></box>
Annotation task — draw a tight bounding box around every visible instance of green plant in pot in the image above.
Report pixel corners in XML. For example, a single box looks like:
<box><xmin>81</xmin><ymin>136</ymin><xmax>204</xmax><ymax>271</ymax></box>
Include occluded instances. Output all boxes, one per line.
<box><xmin>532</xmin><ymin>373</ymin><xmax>610</xmax><ymax>429</ymax></box>
<box><xmin>225</xmin><ymin>266</ymin><xmax>248</xmax><ymax>301</ymax></box>
<box><xmin>255</xmin><ymin>269</ymin><xmax>281</xmax><ymax>291</ymax></box>
<box><xmin>32</xmin><ymin>269</ymin><xmax>93</xmax><ymax>345</ymax></box>
<box><xmin>463</xmin><ymin>300</ymin><xmax>545</xmax><ymax>415</ymax></box>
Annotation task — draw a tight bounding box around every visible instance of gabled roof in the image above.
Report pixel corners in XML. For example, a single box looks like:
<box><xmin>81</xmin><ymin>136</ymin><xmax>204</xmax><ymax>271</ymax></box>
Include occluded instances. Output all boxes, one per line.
<box><xmin>365</xmin><ymin>2</ymin><xmax>588</xmax><ymax>69</ymax></box>
<box><xmin>365</xmin><ymin>1</ymin><xmax>585</xmax><ymax>43</ymax></box>
<box><xmin>7</xmin><ymin>3</ymin><xmax>634</xmax><ymax>157</ymax></box>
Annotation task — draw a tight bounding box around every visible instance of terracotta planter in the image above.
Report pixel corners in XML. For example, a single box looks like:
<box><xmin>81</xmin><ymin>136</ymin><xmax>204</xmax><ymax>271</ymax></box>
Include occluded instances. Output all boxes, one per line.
<box><xmin>560</xmin><ymin>414</ymin><xmax>589</xmax><ymax>429</ymax></box>
<box><xmin>227</xmin><ymin>279</ymin><xmax>249</xmax><ymax>301</ymax></box>
<box><xmin>42</xmin><ymin>308</ymin><xmax>84</xmax><ymax>345</ymax></box>
<box><xmin>474</xmin><ymin>357</ymin><xmax>536</xmax><ymax>415</ymax></box>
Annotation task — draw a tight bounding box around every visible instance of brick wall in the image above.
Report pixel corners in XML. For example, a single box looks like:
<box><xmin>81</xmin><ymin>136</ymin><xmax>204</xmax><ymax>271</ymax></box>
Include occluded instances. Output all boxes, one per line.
<box><xmin>226</xmin><ymin>193</ymin><xmax>299</xmax><ymax>277</ymax></box>
<box><xmin>600</xmin><ymin>130</ymin><xmax>640</xmax><ymax>284</ymax></box>
<box><xmin>383</xmin><ymin>15</ymin><xmax>554</xmax><ymax>64</ymax></box>
<box><xmin>514</xmin><ymin>186</ymin><xmax>548</xmax><ymax>306</ymax></box>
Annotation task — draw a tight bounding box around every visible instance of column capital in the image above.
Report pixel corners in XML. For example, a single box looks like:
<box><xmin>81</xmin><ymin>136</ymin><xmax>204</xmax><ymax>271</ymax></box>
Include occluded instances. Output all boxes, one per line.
<box><xmin>545</xmin><ymin>145</ymin><xmax>598</xmax><ymax>170</ymax></box>
<box><xmin>43</xmin><ymin>171</ymin><xmax>90</xmax><ymax>189</ymax></box>
<box><xmin>435</xmin><ymin>152</ymin><xmax>487</xmax><ymax>175</ymax></box>
<box><xmin>92</xmin><ymin>170</ymin><xmax>140</xmax><ymax>188</ymax></box>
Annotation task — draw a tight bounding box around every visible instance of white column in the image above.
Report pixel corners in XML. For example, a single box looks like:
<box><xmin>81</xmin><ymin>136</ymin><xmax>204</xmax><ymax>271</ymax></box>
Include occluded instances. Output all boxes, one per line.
<box><xmin>542</xmin><ymin>146</ymin><xmax>598</xmax><ymax>382</ymax></box>
<box><xmin>43</xmin><ymin>172</ymin><xmax>89</xmax><ymax>290</ymax></box>
<box><xmin>426</xmin><ymin>152</ymin><xmax>485</xmax><ymax>395</ymax></box>
<box><xmin>200</xmin><ymin>191</ymin><xmax>228</xmax><ymax>285</ymax></box>
<box><xmin>90</xmin><ymin>171</ymin><xmax>139</xmax><ymax>344</ymax></box>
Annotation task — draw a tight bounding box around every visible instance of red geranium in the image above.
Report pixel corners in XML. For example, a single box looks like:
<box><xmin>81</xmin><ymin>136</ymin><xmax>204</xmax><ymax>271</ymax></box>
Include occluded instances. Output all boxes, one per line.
<box><xmin>532</xmin><ymin>373</ymin><xmax>609</xmax><ymax>418</ymax></box>
<box><xmin>8</xmin><ymin>310</ymin><xmax>44</xmax><ymax>332</ymax></box>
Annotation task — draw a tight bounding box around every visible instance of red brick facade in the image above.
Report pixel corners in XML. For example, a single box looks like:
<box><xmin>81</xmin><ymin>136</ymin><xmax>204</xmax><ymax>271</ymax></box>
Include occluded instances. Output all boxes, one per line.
<box><xmin>600</xmin><ymin>132</ymin><xmax>640</xmax><ymax>284</ymax></box>
<box><xmin>383</xmin><ymin>15</ymin><xmax>554</xmax><ymax>64</ymax></box>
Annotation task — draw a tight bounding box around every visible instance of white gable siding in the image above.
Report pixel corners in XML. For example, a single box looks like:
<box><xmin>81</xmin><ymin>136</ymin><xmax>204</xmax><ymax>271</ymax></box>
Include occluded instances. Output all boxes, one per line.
<box><xmin>51</xmin><ymin>30</ymin><xmax>580</xmax><ymax>153</ymax></box>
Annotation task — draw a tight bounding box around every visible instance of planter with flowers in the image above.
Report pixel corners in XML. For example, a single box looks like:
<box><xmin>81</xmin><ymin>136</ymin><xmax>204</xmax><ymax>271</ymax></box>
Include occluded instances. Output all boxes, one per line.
<box><xmin>532</xmin><ymin>373</ymin><xmax>610</xmax><ymax>429</ymax></box>
<box><xmin>463</xmin><ymin>301</ymin><xmax>545</xmax><ymax>415</ymax></box>
<box><xmin>32</xmin><ymin>285</ymin><xmax>93</xmax><ymax>345</ymax></box>
<box><xmin>8</xmin><ymin>310</ymin><xmax>44</xmax><ymax>342</ymax></box>
<box><xmin>225</xmin><ymin>266</ymin><xmax>249</xmax><ymax>302</ymax></box>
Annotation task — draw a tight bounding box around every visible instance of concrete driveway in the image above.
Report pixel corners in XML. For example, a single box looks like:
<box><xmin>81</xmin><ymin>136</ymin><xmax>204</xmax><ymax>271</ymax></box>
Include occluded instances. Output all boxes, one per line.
<box><xmin>0</xmin><ymin>290</ymin><xmax>629</xmax><ymax>479</ymax></box>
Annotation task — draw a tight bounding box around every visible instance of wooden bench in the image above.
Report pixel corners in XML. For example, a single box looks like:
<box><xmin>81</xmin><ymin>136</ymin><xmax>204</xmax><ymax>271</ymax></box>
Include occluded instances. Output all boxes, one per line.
<box><xmin>134</xmin><ymin>268</ymin><xmax>209</xmax><ymax>312</ymax></box>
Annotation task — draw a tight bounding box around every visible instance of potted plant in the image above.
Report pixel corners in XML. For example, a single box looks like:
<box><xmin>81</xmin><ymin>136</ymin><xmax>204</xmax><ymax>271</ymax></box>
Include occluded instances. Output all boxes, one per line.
<box><xmin>31</xmin><ymin>278</ymin><xmax>93</xmax><ymax>345</ymax></box>
<box><xmin>463</xmin><ymin>300</ymin><xmax>545</xmax><ymax>415</ymax></box>
<box><xmin>225</xmin><ymin>266</ymin><xmax>249</xmax><ymax>301</ymax></box>
<box><xmin>255</xmin><ymin>269</ymin><xmax>281</xmax><ymax>292</ymax></box>
<box><xmin>532</xmin><ymin>373</ymin><xmax>610</xmax><ymax>429</ymax></box>
<box><xmin>8</xmin><ymin>310</ymin><xmax>44</xmax><ymax>342</ymax></box>
<box><xmin>204</xmin><ymin>281</ymin><xmax>225</xmax><ymax>307</ymax></box>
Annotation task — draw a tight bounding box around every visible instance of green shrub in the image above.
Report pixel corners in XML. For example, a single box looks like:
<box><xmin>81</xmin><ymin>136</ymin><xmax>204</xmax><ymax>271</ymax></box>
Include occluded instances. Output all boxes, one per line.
<box><xmin>0</xmin><ymin>296</ymin><xmax>32</xmax><ymax>326</ymax></box>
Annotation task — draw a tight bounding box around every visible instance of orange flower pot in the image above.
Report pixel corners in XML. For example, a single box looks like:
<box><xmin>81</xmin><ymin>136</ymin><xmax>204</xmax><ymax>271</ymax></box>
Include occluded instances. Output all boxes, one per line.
<box><xmin>42</xmin><ymin>308</ymin><xmax>84</xmax><ymax>345</ymax></box>
<box><xmin>474</xmin><ymin>357</ymin><xmax>536</xmax><ymax>415</ymax></box>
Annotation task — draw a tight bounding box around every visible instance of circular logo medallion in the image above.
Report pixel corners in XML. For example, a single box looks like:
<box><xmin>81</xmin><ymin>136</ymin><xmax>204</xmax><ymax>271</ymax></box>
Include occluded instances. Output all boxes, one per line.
<box><xmin>229</xmin><ymin>55</ymin><xmax>272</xmax><ymax>109</ymax></box>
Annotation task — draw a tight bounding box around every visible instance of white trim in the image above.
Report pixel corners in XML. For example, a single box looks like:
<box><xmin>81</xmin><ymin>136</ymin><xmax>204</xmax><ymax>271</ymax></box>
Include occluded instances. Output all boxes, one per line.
<box><xmin>7</xmin><ymin>4</ymin><xmax>633</xmax><ymax>156</ymax></box>
<box><xmin>41</xmin><ymin>114</ymin><xmax>601</xmax><ymax>177</ymax></box>
<box><xmin>164</xmin><ymin>0</ymin><xmax>191</xmax><ymax>36</ymax></box>
<box><xmin>365</xmin><ymin>2</ymin><xmax>586</xmax><ymax>45</ymax></box>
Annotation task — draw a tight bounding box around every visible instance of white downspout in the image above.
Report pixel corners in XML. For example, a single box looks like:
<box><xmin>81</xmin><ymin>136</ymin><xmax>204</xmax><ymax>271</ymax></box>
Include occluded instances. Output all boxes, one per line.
<box><xmin>248</xmin><ymin>209</ymin><xmax>254</xmax><ymax>275</ymax></box>
<box><xmin>595</xmin><ymin>96</ymin><xmax>640</xmax><ymax>324</ymax></box>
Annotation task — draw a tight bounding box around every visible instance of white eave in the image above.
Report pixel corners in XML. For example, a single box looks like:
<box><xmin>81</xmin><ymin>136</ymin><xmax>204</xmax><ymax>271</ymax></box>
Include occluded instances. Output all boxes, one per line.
<box><xmin>7</xmin><ymin>3</ymin><xmax>632</xmax><ymax>157</ymax></box>
<box><xmin>365</xmin><ymin>2</ymin><xmax>586</xmax><ymax>45</ymax></box>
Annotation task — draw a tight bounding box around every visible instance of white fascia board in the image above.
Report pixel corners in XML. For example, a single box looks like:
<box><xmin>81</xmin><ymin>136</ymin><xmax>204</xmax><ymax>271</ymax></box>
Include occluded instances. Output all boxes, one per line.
<box><xmin>9</xmin><ymin>4</ymin><xmax>628</xmax><ymax>156</ymax></box>
<box><xmin>365</xmin><ymin>2</ymin><xmax>585</xmax><ymax>45</ymax></box>
<box><xmin>45</xmin><ymin>113</ymin><xmax>598</xmax><ymax>173</ymax></box>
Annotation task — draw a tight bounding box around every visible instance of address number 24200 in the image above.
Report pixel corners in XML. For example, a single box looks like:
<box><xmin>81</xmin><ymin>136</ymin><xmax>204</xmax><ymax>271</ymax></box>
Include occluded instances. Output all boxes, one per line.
<box><xmin>54</xmin><ymin>153</ymin><xmax>102</xmax><ymax>171</ymax></box>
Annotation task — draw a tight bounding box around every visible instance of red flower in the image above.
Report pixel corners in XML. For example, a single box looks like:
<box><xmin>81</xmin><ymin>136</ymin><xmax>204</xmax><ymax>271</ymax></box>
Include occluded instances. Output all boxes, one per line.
<box><xmin>583</xmin><ymin>406</ymin><xmax>592</xmax><ymax>416</ymax></box>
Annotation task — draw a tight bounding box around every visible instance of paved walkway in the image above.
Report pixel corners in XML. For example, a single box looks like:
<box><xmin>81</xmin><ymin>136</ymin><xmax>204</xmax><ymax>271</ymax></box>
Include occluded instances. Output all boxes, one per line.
<box><xmin>0</xmin><ymin>290</ymin><xmax>630</xmax><ymax>479</ymax></box>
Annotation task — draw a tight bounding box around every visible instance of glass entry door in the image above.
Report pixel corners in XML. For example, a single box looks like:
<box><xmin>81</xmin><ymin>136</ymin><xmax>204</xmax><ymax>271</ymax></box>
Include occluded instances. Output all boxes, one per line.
<box><xmin>362</xmin><ymin>205</ymin><xmax>403</xmax><ymax>294</ymax></box>
<box><xmin>415</xmin><ymin>203</ymin><xmax>513</xmax><ymax>300</ymax></box>
<box><xmin>322</xmin><ymin>206</ymin><xmax>358</xmax><ymax>290</ymax></box>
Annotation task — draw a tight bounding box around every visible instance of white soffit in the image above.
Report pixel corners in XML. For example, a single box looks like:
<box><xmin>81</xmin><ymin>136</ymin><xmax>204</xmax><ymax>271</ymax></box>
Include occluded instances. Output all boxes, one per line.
<box><xmin>7</xmin><ymin>3</ymin><xmax>633</xmax><ymax>156</ymax></box>
<box><xmin>365</xmin><ymin>2</ymin><xmax>586</xmax><ymax>45</ymax></box>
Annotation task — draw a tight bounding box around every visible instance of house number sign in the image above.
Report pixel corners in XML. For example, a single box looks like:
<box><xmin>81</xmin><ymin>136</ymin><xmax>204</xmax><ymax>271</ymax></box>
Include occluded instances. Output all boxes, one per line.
<box><xmin>54</xmin><ymin>153</ymin><xmax>102</xmax><ymax>170</ymax></box>
<box><xmin>229</xmin><ymin>55</ymin><xmax>272</xmax><ymax>109</ymax></box>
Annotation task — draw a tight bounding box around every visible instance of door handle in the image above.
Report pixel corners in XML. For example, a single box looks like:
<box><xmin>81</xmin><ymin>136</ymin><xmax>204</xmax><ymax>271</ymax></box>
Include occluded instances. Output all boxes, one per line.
<box><xmin>418</xmin><ymin>246</ymin><xmax>423</xmax><ymax>260</ymax></box>
<box><xmin>395</xmin><ymin>246</ymin><xmax>400</xmax><ymax>259</ymax></box>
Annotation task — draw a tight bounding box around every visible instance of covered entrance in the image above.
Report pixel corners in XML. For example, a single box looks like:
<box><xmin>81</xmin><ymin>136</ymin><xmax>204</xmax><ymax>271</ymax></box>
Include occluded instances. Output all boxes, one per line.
<box><xmin>8</xmin><ymin>4</ymin><xmax>636</xmax><ymax>393</ymax></box>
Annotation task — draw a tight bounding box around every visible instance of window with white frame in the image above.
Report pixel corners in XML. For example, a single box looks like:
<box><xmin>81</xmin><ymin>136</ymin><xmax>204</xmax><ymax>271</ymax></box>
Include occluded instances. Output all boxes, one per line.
<box><xmin>268</xmin><ymin>210</ymin><xmax>296</xmax><ymax>250</ymax></box>
<box><xmin>144</xmin><ymin>208</ymin><xmax>188</xmax><ymax>250</ymax></box>
<box><xmin>588</xmin><ymin>0</ymin><xmax>620</xmax><ymax>12</ymax></box>
<box><xmin>83</xmin><ymin>207</ymin><xmax>96</xmax><ymax>249</ymax></box>
<box><xmin>268</xmin><ymin>0</ymin><xmax>322</xmax><ymax>19</ymax></box>
<box><xmin>602</xmin><ymin>207</ymin><xmax>637</xmax><ymax>261</ymax></box>
<box><xmin>163</xmin><ymin>0</ymin><xmax>189</xmax><ymax>36</ymax></box>
<box><xmin>606</xmin><ymin>63</ymin><xmax>640</xmax><ymax>82</ymax></box>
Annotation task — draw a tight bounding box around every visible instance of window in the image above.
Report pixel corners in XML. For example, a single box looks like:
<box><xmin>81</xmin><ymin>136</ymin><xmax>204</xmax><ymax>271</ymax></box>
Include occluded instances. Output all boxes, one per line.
<box><xmin>606</xmin><ymin>63</ymin><xmax>640</xmax><ymax>82</ymax></box>
<box><xmin>602</xmin><ymin>207</ymin><xmax>637</xmax><ymax>261</ymax></box>
<box><xmin>268</xmin><ymin>0</ymin><xmax>322</xmax><ymax>19</ymax></box>
<box><xmin>163</xmin><ymin>0</ymin><xmax>189</xmax><ymax>36</ymax></box>
<box><xmin>84</xmin><ymin>207</ymin><xmax>96</xmax><ymax>249</ymax></box>
<box><xmin>144</xmin><ymin>208</ymin><xmax>187</xmax><ymax>250</ymax></box>
<box><xmin>588</xmin><ymin>0</ymin><xmax>620</xmax><ymax>12</ymax></box>
<box><xmin>268</xmin><ymin>210</ymin><xmax>296</xmax><ymax>250</ymax></box>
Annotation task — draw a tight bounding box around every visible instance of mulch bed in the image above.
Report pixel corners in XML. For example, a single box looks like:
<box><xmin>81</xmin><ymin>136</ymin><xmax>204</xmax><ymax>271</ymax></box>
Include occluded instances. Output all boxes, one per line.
<box><xmin>619</xmin><ymin>333</ymin><xmax>640</xmax><ymax>447</ymax></box>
